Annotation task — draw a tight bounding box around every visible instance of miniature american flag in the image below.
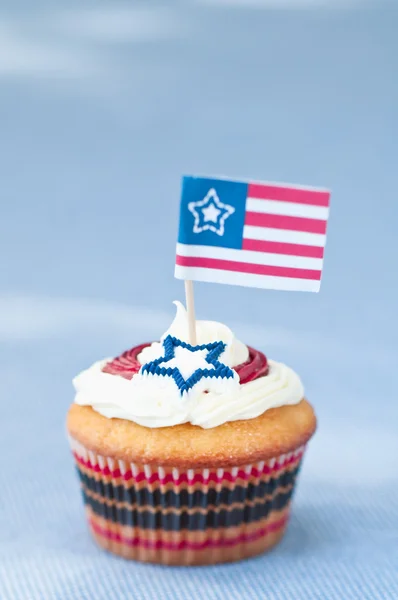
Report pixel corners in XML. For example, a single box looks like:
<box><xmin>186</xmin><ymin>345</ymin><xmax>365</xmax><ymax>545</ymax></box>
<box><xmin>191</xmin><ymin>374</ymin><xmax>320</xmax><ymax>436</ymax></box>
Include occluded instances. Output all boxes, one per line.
<box><xmin>175</xmin><ymin>175</ymin><xmax>331</xmax><ymax>292</ymax></box>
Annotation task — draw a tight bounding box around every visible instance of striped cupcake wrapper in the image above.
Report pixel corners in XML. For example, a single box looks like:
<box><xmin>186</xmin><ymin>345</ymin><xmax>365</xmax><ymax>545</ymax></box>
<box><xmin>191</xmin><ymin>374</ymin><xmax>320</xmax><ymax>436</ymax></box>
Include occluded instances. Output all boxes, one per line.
<box><xmin>69</xmin><ymin>436</ymin><xmax>306</xmax><ymax>565</ymax></box>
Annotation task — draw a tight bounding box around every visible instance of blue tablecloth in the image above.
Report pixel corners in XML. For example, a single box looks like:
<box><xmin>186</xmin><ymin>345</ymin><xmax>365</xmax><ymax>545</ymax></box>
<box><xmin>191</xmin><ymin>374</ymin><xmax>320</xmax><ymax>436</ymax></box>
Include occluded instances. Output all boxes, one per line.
<box><xmin>1</xmin><ymin>1</ymin><xmax>397</xmax><ymax>598</ymax></box>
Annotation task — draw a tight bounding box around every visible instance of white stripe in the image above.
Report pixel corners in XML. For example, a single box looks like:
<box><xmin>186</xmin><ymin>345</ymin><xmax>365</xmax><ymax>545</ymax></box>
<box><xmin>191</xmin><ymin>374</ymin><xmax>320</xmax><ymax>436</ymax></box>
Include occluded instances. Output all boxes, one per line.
<box><xmin>176</xmin><ymin>243</ymin><xmax>323</xmax><ymax>270</ymax></box>
<box><xmin>175</xmin><ymin>265</ymin><xmax>321</xmax><ymax>292</ymax></box>
<box><xmin>246</xmin><ymin>197</ymin><xmax>329</xmax><ymax>220</ymax></box>
<box><xmin>243</xmin><ymin>225</ymin><xmax>326</xmax><ymax>247</ymax></box>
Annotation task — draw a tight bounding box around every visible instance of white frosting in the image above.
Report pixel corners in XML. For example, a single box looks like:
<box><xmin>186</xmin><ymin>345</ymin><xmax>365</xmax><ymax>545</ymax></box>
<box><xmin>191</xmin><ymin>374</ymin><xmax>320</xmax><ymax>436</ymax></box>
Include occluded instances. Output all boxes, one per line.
<box><xmin>137</xmin><ymin>301</ymin><xmax>249</xmax><ymax>368</ymax></box>
<box><xmin>73</xmin><ymin>302</ymin><xmax>304</xmax><ymax>429</ymax></box>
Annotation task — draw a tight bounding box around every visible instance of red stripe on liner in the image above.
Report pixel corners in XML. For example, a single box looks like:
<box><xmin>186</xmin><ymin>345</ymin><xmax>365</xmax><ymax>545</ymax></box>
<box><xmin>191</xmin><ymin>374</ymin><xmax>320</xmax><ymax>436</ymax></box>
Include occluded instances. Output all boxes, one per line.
<box><xmin>90</xmin><ymin>514</ymin><xmax>288</xmax><ymax>551</ymax></box>
<box><xmin>73</xmin><ymin>449</ymin><xmax>305</xmax><ymax>485</ymax></box>
<box><xmin>248</xmin><ymin>183</ymin><xmax>330</xmax><ymax>207</ymax></box>
<box><xmin>242</xmin><ymin>238</ymin><xmax>324</xmax><ymax>259</ymax></box>
<box><xmin>176</xmin><ymin>255</ymin><xmax>321</xmax><ymax>281</ymax></box>
<box><xmin>245</xmin><ymin>212</ymin><xmax>327</xmax><ymax>234</ymax></box>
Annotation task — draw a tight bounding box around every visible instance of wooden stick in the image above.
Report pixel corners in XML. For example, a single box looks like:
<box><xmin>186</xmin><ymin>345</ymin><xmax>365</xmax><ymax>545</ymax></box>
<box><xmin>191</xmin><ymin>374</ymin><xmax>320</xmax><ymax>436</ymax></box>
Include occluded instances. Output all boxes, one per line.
<box><xmin>184</xmin><ymin>280</ymin><xmax>197</xmax><ymax>345</ymax></box>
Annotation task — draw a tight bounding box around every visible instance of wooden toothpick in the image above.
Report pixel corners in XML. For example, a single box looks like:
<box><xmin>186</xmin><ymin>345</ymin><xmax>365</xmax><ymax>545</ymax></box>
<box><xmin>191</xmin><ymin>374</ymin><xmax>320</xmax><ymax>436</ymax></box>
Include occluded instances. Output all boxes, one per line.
<box><xmin>184</xmin><ymin>280</ymin><xmax>197</xmax><ymax>345</ymax></box>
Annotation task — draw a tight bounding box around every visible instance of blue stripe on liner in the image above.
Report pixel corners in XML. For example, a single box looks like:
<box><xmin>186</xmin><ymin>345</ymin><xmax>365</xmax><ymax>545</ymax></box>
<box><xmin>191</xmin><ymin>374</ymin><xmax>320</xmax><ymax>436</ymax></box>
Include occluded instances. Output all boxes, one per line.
<box><xmin>82</xmin><ymin>489</ymin><xmax>294</xmax><ymax>531</ymax></box>
<box><xmin>77</xmin><ymin>465</ymin><xmax>301</xmax><ymax>531</ymax></box>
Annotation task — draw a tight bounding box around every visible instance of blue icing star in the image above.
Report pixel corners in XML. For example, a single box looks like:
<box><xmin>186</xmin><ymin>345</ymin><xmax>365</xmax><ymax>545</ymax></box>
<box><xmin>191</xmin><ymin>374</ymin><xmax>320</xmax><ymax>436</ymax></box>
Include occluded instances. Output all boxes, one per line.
<box><xmin>140</xmin><ymin>335</ymin><xmax>236</xmax><ymax>395</ymax></box>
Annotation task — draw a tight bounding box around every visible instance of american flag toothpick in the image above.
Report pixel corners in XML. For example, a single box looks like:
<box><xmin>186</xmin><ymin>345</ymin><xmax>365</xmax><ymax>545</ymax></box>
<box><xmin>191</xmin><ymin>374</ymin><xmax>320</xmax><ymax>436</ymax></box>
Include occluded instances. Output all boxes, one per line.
<box><xmin>175</xmin><ymin>174</ymin><xmax>331</xmax><ymax>342</ymax></box>
<box><xmin>176</xmin><ymin>175</ymin><xmax>330</xmax><ymax>292</ymax></box>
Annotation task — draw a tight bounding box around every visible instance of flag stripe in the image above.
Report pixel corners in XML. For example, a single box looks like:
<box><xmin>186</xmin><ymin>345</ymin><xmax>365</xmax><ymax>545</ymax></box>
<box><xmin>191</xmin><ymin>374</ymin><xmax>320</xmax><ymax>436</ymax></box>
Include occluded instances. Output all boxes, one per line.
<box><xmin>243</xmin><ymin>225</ymin><xmax>327</xmax><ymax>247</ymax></box>
<box><xmin>175</xmin><ymin>265</ymin><xmax>321</xmax><ymax>292</ymax></box>
<box><xmin>245</xmin><ymin>212</ymin><xmax>327</xmax><ymax>235</ymax></box>
<box><xmin>175</xmin><ymin>255</ymin><xmax>321</xmax><ymax>281</ymax></box>
<box><xmin>242</xmin><ymin>238</ymin><xmax>324</xmax><ymax>259</ymax></box>
<box><xmin>176</xmin><ymin>243</ymin><xmax>323</xmax><ymax>270</ymax></box>
<box><xmin>246</xmin><ymin>198</ymin><xmax>329</xmax><ymax>220</ymax></box>
<box><xmin>247</xmin><ymin>183</ymin><xmax>330</xmax><ymax>207</ymax></box>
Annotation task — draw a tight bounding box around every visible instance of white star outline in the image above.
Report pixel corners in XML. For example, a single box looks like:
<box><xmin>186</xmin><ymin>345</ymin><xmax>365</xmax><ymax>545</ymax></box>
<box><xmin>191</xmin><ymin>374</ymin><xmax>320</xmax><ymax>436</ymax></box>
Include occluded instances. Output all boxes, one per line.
<box><xmin>188</xmin><ymin>188</ymin><xmax>235</xmax><ymax>237</ymax></box>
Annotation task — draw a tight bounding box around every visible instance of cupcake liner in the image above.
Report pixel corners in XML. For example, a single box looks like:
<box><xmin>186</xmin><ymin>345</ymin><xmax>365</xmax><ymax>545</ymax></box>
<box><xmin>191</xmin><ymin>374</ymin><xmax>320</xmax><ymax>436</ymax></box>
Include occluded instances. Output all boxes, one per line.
<box><xmin>69</xmin><ymin>436</ymin><xmax>306</xmax><ymax>565</ymax></box>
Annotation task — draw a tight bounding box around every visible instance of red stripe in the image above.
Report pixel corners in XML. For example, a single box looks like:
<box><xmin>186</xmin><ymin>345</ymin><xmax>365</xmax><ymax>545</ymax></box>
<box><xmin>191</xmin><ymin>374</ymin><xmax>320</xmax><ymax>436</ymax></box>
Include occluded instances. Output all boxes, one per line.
<box><xmin>248</xmin><ymin>182</ymin><xmax>330</xmax><ymax>207</ymax></box>
<box><xmin>176</xmin><ymin>255</ymin><xmax>321</xmax><ymax>281</ymax></box>
<box><xmin>90</xmin><ymin>514</ymin><xmax>288</xmax><ymax>551</ymax></box>
<box><xmin>245</xmin><ymin>211</ymin><xmax>327</xmax><ymax>234</ymax></box>
<box><xmin>73</xmin><ymin>450</ymin><xmax>304</xmax><ymax>485</ymax></box>
<box><xmin>242</xmin><ymin>238</ymin><xmax>324</xmax><ymax>259</ymax></box>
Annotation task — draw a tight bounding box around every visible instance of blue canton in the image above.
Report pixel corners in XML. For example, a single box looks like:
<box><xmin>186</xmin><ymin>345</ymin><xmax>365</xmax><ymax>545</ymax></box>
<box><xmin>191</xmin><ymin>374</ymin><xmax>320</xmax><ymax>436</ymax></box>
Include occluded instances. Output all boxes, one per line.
<box><xmin>178</xmin><ymin>176</ymin><xmax>248</xmax><ymax>249</ymax></box>
<box><xmin>140</xmin><ymin>335</ymin><xmax>235</xmax><ymax>395</ymax></box>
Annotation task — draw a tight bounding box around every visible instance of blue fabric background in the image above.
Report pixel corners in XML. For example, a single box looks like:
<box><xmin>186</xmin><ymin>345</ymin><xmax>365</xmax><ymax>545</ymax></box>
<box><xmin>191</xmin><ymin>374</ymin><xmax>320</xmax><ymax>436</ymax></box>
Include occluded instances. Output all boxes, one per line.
<box><xmin>1</xmin><ymin>1</ymin><xmax>397</xmax><ymax>598</ymax></box>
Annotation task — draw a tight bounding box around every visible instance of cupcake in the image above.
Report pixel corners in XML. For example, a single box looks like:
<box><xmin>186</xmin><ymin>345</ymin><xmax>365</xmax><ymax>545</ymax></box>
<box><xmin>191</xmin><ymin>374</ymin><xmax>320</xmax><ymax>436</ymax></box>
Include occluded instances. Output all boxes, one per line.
<box><xmin>67</xmin><ymin>302</ymin><xmax>316</xmax><ymax>565</ymax></box>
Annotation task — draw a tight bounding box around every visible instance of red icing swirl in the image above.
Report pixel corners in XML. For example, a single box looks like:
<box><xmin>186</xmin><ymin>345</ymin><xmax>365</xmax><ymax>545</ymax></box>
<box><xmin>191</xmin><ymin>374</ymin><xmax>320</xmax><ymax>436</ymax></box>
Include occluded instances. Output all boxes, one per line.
<box><xmin>235</xmin><ymin>346</ymin><xmax>269</xmax><ymax>383</ymax></box>
<box><xmin>102</xmin><ymin>343</ymin><xmax>268</xmax><ymax>384</ymax></box>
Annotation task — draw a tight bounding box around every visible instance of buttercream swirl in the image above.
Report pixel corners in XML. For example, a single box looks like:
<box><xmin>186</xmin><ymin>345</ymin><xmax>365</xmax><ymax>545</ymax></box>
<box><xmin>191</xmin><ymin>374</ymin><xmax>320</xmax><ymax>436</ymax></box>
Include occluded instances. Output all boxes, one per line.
<box><xmin>73</xmin><ymin>302</ymin><xmax>304</xmax><ymax>429</ymax></box>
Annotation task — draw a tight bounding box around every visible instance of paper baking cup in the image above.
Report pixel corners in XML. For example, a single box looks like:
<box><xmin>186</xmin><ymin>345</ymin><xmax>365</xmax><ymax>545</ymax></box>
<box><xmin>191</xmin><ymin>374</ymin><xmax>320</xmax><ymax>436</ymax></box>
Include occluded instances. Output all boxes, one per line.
<box><xmin>69</xmin><ymin>437</ymin><xmax>306</xmax><ymax>565</ymax></box>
